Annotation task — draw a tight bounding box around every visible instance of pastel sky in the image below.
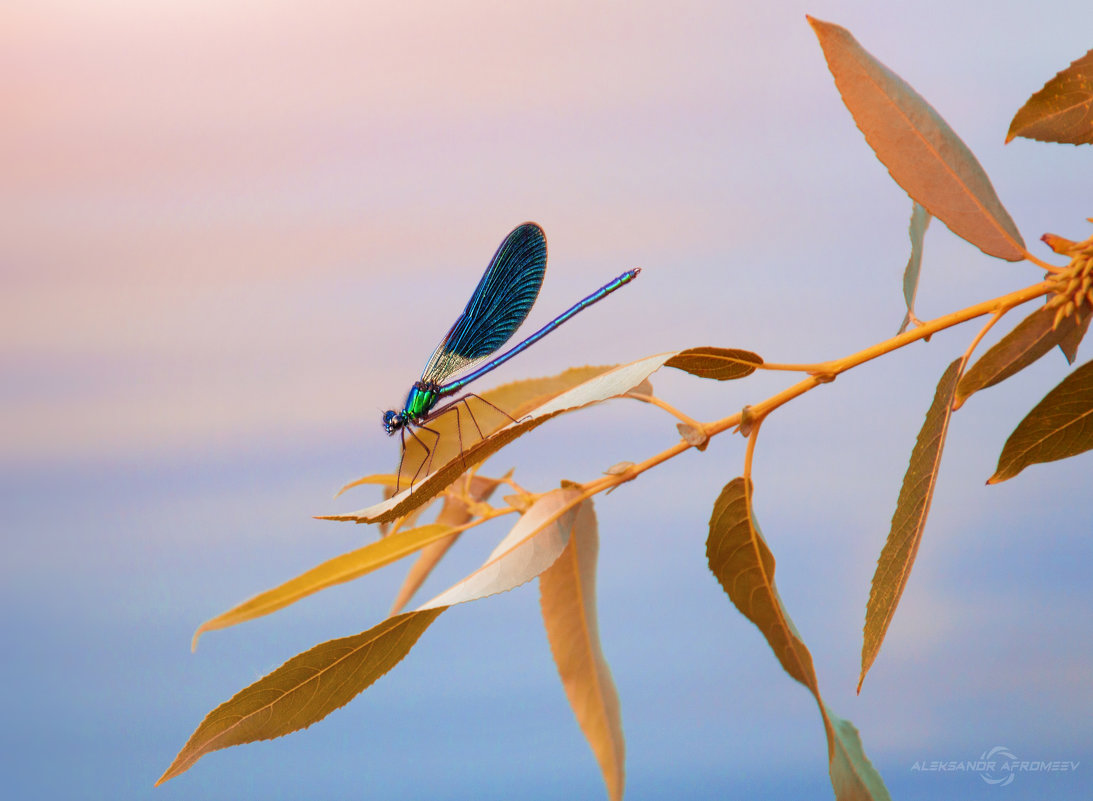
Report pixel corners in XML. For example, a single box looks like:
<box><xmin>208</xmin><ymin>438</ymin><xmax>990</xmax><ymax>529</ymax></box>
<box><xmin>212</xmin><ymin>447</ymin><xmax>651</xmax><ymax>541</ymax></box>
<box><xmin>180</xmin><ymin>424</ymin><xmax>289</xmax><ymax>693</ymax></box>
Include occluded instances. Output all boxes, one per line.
<box><xmin>3</xmin><ymin>2</ymin><xmax>1091</xmax><ymax>800</ymax></box>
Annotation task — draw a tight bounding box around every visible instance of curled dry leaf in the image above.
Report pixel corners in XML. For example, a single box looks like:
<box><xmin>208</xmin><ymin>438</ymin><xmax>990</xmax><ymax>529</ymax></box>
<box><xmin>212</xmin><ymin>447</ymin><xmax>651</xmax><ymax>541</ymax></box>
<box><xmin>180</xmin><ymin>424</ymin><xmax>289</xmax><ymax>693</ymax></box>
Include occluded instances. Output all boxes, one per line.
<box><xmin>604</xmin><ymin>461</ymin><xmax>635</xmax><ymax>476</ymax></box>
<box><xmin>898</xmin><ymin>203</ymin><xmax>931</xmax><ymax>334</ymax></box>
<box><xmin>676</xmin><ymin>422</ymin><xmax>709</xmax><ymax>449</ymax></box>
<box><xmin>808</xmin><ymin>17</ymin><xmax>1025</xmax><ymax>261</ymax></box>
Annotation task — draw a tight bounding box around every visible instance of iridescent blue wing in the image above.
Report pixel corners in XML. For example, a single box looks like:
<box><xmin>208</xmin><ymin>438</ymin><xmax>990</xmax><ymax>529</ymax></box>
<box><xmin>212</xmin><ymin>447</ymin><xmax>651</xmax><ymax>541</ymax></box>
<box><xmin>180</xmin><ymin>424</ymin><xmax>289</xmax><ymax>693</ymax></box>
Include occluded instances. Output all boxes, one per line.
<box><xmin>419</xmin><ymin>222</ymin><xmax>547</xmax><ymax>385</ymax></box>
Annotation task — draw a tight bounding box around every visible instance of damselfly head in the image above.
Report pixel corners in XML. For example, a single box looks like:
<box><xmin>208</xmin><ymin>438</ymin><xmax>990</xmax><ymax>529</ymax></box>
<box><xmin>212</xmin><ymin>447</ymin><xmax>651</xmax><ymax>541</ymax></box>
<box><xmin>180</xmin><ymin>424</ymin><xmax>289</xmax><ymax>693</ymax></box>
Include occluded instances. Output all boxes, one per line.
<box><xmin>382</xmin><ymin>410</ymin><xmax>404</xmax><ymax>435</ymax></box>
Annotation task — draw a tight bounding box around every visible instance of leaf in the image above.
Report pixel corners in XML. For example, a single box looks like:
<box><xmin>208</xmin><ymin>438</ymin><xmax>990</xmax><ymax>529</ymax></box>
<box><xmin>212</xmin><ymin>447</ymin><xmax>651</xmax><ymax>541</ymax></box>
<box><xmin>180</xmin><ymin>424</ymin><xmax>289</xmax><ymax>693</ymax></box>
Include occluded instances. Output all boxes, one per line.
<box><xmin>989</xmin><ymin>358</ymin><xmax>1093</xmax><ymax>483</ymax></box>
<box><xmin>391</xmin><ymin>365</ymin><xmax>619</xmax><ymax>490</ymax></box>
<box><xmin>333</xmin><ymin>473</ymin><xmax>397</xmax><ymax>499</ymax></box>
<box><xmin>157</xmin><ymin>609</ymin><xmax>445</xmax><ymax>785</ymax></box>
<box><xmin>665</xmin><ymin>346</ymin><xmax>763</xmax><ymax>380</ymax></box>
<box><xmin>1007</xmin><ymin>49</ymin><xmax>1093</xmax><ymax>145</ymax></box>
<box><xmin>416</xmin><ymin>487</ymin><xmax>583</xmax><ymax>609</ymax></box>
<box><xmin>860</xmin><ymin>359</ymin><xmax>961</xmax><ymax>691</ymax></box>
<box><xmin>808</xmin><ymin>17</ymin><xmax>1025</xmax><ymax>261</ymax></box>
<box><xmin>825</xmin><ymin>706</ymin><xmax>893</xmax><ymax>801</ymax></box>
<box><xmin>162</xmin><ymin>490</ymin><xmax>584</xmax><ymax>785</ymax></box>
<box><xmin>540</xmin><ymin>501</ymin><xmax>624</xmax><ymax>801</ymax></box>
<box><xmin>389</xmin><ymin>474</ymin><xmax>504</xmax><ymax>614</ymax></box>
<box><xmin>1059</xmin><ymin>312</ymin><xmax>1091</xmax><ymax>363</ymax></box>
<box><xmin>191</xmin><ymin>523</ymin><xmax>456</xmax><ymax>648</ymax></box>
<box><xmin>324</xmin><ymin>353</ymin><xmax>679</xmax><ymax>525</ymax></box>
<box><xmin>955</xmin><ymin>304</ymin><xmax>1090</xmax><ymax>407</ymax></box>
<box><xmin>707</xmin><ymin>478</ymin><xmax>817</xmax><ymax>689</ymax></box>
<box><xmin>707</xmin><ymin>478</ymin><xmax>890</xmax><ymax>800</ymax></box>
<box><xmin>898</xmin><ymin>203</ymin><xmax>931</xmax><ymax>333</ymax></box>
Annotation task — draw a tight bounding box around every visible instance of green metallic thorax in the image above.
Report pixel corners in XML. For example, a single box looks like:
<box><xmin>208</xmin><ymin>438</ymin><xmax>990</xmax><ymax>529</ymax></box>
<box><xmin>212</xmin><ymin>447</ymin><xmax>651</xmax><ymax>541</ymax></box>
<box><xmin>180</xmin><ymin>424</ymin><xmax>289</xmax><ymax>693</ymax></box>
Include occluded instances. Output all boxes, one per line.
<box><xmin>403</xmin><ymin>382</ymin><xmax>439</xmax><ymax>422</ymax></box>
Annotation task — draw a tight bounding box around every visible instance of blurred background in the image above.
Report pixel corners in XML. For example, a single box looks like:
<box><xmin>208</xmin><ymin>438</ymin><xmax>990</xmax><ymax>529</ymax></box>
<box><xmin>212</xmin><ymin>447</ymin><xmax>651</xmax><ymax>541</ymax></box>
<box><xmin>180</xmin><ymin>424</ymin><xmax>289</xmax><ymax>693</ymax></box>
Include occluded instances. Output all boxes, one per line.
<box><xmin>3</xmin><ymin>1</ymin><xmax>1090</xmax><ymax>799</ymax></box>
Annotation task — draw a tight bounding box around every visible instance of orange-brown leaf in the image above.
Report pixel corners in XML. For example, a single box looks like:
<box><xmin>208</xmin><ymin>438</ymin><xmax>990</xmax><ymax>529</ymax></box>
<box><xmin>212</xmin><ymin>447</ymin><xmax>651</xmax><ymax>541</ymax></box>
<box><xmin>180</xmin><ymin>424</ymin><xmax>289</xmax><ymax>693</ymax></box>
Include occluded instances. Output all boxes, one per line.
<box><xmin>389</xmin><ymin>474</ymin><xmax>504</xmax><ymax>614</ymax></box>
<box><xmin>391</xmin><ymin>365</ymin><xmax>618</xmax><ymax>490</ymax></box>
<box><xmin>540</xmin><ymin>501</ymin><xmax>624</xmax><ymax>801</ymax></box>
<box><xmin>989</xmin><ymin>358</ymin><xmax>1093</xmax><ymax>483</ymax></box>
<box><xmin>707</xmin><ymin>478</ymin><xmax>817</xmax><ymax>689</ymax></box>
<box><xmin>165</xmin><ymin>491</ymin><xmax>585</xmax><ymax>786</ymax></box>
<box><xmin>956</xmin><ymin>304</ymin><xmax>1088</xmax><ymax>407</ymax></box>
<box><xmin>861</xmin><ymin>359</ymin><xmax>961</xmax><ymax>691</ymax></box>
<box><xmin>1007</xmin><ymin>49</ymin><xmax>1093</xmax><ymax>145</ymax></box>
<box><xmin>158</xmin><ymin>609</ymin><xmax>444</xmax><ymax>785</ymax></box>
<box><xmin>191</xmin><ymin>523</ymin><xmax>455</xmax><ymax>649</ymax></box>
<box><xmin>415</xmin><ymin>488</ymin><xmax>584</xmax><ymax>609</ymax></box>
<box><xmin>1059</xmin><ymin>312</ymin><xmax>1091</xmax><ymax>364</ymax></box>
<box><xmin>666</xmin><ymin>346</ymin><xmax>762</xmax><ymax>380</ymax></box>
<box><xmin>325</xmin><ymin>354</ymin><xmax>678</xmax><ymax>525</ymax></box>
<box><xmin>808</xmin><ymin>17</ymin><xmax>1025</xmax><ymax>261</ymax></box>
<box><xmin>707</xmin><ymin>478</ymin><xmax>890</xmax><ymax>800</ymax></box>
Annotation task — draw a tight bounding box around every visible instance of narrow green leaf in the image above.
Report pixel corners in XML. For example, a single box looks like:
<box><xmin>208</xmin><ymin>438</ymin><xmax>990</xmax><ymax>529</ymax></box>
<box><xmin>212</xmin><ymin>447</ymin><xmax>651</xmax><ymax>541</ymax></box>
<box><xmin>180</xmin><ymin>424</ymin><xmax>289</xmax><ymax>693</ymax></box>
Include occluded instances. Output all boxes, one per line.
<box><xmin>808</xmin><ymin>17</ymin><xmax>1025</xmax><ymax>261</ymax></box>
<box><xmin>707</xmin><ymin>478</ymin><xmax>891</xmax><ymax>800</ymax></box>
<box><xmin>956</xmin><ymin>304</ymin><xmax>1089</xmax><ymax>407</ymax></box>
<box><xmin>989</xmin><ymin>358</ymin><xmax>1093</xmax><ymax>483</ymax></box>
<box><xmin>666</xmin><ymin>347</ymin><xmax>763</xmax><ymax>380</ymax></box>
<box><xmin>1007</xmin><ymin>49</ymin><xmax>1093</xmax><ymax>145</ymax></box>
<box><xmin>898</xmin><ymin>203</ymin><xmax>931</xmax><ymax>334</ymax></box>
<box><xmin>826</xmin><ymin>706</ymin><xmax>893</xmax><ymax>801</ymax></box>
<box><xmin>158</xmin><ymin>609</ymin><xmax>445</xmax><ymax>785</ymax></box>
<box><xmin>861</xmin><ymin>359</ymin><xmax>961</xmax><ymax>691</ymax></box>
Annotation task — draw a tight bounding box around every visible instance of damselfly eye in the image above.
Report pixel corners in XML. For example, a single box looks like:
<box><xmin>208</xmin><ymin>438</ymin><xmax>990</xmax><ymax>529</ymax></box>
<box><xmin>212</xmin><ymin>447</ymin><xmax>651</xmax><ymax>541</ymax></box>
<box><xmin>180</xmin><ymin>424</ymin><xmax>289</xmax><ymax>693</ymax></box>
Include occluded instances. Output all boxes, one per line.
<box><xmin>382</xmin><ymin>410</ymin><xmax>402</xmax><ymax>433</ymax></box>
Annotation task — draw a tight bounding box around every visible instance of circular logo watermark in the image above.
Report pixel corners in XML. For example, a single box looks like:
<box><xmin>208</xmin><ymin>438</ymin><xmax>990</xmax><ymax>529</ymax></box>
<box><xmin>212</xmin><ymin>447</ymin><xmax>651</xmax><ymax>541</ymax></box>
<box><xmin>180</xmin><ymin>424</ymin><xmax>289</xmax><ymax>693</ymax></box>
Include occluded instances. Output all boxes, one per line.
<box><xmin>978</xmin><ymin>746</ymin><xmax>1017</xmax><ymax>786</ymax></box>
<box><xmin>910</xmin><ymin>745</ymin><xmax>1079</xmax><ymax>787</ymax></box>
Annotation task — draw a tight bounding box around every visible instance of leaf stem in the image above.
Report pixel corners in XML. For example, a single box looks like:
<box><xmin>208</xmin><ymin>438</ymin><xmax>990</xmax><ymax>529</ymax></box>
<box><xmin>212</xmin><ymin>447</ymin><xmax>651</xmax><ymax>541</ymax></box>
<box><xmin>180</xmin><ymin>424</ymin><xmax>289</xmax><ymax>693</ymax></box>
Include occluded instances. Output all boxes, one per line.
<box><xmin>624</xmin><ymin>391</ymin><xmax>706</xmax><ymax>432</ymax></box>
<box><xmin>757</xmin><ymin>362</ymin><xmax>828</xmax><ymax>372</ymax></box>
<box><xmin>1022</xmin><ymin>248</ymin><xmax>1064</xmax><ymax>273</ymax></box>
<box><xmin>581</xmin><ymin>276</ymin><xmax>1055</xmax><ymax>496</ymax></box>
<box><xmin>743</xmin><ymin>419</ymin><xmax>761</xmax><ymax>480</ymax></box>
